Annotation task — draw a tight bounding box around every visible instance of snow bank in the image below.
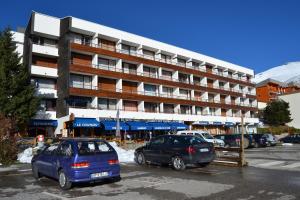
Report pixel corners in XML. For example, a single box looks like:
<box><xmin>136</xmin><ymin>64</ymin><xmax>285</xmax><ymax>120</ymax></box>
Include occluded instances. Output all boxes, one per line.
<box><xmin>282</xmin><ymin>143</ymin><xmax>293</xmax><ymax>146</ymax></box>
<box><xmin>17</xmin><ymin>142</ymin><xmax>135</xmax><ymax>164</ymax></box>
<box><xmin>17</xmin><ymin>147</ymin><xmax>34</xmax><ymax>163</ymax></box>
<box><xmin>109</xmin><ymin>142</ymin><xmax>135</xmax><ymax>163</ymax></box>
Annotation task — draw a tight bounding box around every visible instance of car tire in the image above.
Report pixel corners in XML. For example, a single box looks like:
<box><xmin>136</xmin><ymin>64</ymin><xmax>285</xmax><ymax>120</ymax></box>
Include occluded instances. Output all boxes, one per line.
<box><xmin>58</xmin><ymin>170</ymin><xmax>72</xmax><ymax>190</ymax></box>
<box><xmin>172</xmin><ymin>156</ymin><xmax>186</xmax><ymax>171</ymax></box>
<box><xmin>136</xmin><ymin>152</ymin><xmax>145</xmax><ymax>165</ymax></box>
<box><xmin>32</xmin><ymin>163</ymin><xmax>40</xmax><ymax>180</ymax></box>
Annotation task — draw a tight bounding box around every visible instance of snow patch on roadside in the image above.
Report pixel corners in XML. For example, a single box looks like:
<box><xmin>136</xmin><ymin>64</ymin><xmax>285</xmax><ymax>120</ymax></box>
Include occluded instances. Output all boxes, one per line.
<box><xmin>109</xmin><ymin>142</ymin><xmax>135</xmax><ymax>163</ymax></box>
<box><xmin>17</xmin><ymin>142</ymin><xmax>135</xmax><ymax>164</ymax></box>
<box><xmin>282</xmin><ymin>143</ymin><xmax>293</xmax><ymax>146</ymax></box>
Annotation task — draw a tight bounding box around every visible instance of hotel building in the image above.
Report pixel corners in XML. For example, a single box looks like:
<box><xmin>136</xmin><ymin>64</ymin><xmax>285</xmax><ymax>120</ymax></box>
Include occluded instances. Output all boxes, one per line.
<box><xmin>13</xmin><ymin>12</ymin><xmax>259</xmax><ymax>137</ymax></box>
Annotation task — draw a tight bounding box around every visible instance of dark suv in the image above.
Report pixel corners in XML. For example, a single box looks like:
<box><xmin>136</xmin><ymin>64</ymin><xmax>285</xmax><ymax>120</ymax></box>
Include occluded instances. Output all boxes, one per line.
<box><xmin>214</xmin><ymin>134</ymin><xmax>255</xmax><ymax>148</ymax></box>
<box><xmin>250</xmin><ymin>134</ymin><xmax>268</xmax><ymax>147</ymax></box>
<box><xmin>134</xmin><ymin>135</ymin><xmax>215</xmax><ymax>170</ymax></box>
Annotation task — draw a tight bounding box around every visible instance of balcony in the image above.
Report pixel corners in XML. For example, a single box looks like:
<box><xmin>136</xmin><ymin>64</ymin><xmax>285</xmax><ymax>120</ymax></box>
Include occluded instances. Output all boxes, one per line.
<box><xmin>71</xmin><ymin>60</ymin><xmax>256</xmax><ymax>97</ymax></box>
<box><xmin>70</xmin><ymin>40</ymin><xmax>255</xmax><ymax>85</ymax></box>
<box><xmin>32</xmin><ymin>43</ymin><xmax>58</xmax><ymax>57</ymax></box>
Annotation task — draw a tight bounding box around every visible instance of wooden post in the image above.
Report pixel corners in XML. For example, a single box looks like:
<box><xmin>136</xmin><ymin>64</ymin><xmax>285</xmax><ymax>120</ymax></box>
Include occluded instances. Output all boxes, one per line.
<box><xmin>240</xmin><ymin>114</ymin><xmax>246</xmax><ymax>166</ymax></box>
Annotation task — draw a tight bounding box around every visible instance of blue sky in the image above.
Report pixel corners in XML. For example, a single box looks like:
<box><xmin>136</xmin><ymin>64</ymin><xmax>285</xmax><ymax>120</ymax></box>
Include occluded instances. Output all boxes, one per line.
<box><xmin>1</xmin><ymin>0</ymin><xmax>300</xmax><ymax>73</ymax></box>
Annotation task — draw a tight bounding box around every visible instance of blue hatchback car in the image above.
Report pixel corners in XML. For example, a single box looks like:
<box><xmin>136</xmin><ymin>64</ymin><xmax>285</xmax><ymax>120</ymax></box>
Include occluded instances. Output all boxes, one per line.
<box><xmin>31</xmin><ymin>138</ymin><xmax>120</xmax><ymax>190</ymax></box>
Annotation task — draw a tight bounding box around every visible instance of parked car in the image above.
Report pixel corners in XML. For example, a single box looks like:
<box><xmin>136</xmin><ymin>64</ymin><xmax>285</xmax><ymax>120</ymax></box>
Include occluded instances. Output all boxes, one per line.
<box><xmin>279</xmin><ymin>134</ymin><xmax>300</xmax><ymax>144</ymax></box>
<box><xmin>250</xmin><ymin>134</ymin><xmax>269</xmax><ymax>148</ymax></box>
<box><xmin>214</xmin><ymin>134</ymin><xmax>255</xmax><ymax>149</ymax></box>
<box><xmin>31</xmin><ymin>138</ymin><xmax>120</xmax><ymax>190</ymax></box>
<box><xmin>262</xmin><ymin>133</ymin><xmax>277</xmax><ymax>146</ymax></box>
<box><xmin>176</xmin><ymin>130</ymin><xmax>225</xmax><ymax>147</ymax></box>
<box><xmin>134</xmin><ymin>135</ymin><xmax>215</xmax><ymax>170</ymax></box>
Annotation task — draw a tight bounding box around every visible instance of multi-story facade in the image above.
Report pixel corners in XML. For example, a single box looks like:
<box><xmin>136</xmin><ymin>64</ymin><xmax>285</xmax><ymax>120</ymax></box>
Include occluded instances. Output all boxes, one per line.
<box><xmin>256</xmin><ymin>78</ymin><xmax>300</xmax><ymax>110</ymax></box>
<box><xmin>14</xmin><ymin>12</ymin><xmax>259</xmax><ymax>137</ymax></box>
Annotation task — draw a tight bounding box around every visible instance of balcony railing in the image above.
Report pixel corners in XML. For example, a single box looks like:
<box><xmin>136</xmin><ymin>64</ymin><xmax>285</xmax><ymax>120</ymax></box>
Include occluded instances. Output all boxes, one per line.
<box><xmin>70</xmin><ymin>60</ymin><xmax>256</xmax><ymax>96</ymax></box>
<box><xmin>69</xmin><ymin>85</ymin><xmax>257</xmax><ymax>109</ymax></box>
<box><xmin>70</xmin><ymin>40</ymin><xmax>255</xmax><ymax>84</ymax></box>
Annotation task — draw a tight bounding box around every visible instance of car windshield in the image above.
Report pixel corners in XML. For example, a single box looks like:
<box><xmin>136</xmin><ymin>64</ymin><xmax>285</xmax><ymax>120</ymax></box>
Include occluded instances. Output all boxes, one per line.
<box><xmin>77</xmin><ymin>141</ymin><xmax>114</xmax><ymax>155</ymax></box>
<box><xmin>202</xmin><ymin>132</ymin><xmax>214</xmax><ymax>139</ymax></box>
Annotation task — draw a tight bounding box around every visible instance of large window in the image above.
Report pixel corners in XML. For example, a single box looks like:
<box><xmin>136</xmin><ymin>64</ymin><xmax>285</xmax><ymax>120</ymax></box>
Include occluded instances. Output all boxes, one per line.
<box><xmin>180</xmin><ymin>105</ymin><xmax>191</xmax><ymax>114</ymax></box>
<box><xmin>161</xmin><ymin>70</ymin><xmax>172</xmax><ymax>80</ymax></box>
<box><xmin>67</xmin><ymin>96</ymin><xmax>93</xmax><ymax>108</ymax></box>
<box><xmin>162</xmin><ymin>87</ymin><xmax>173</xmax><ymax>97</ymax></box>
<box><xmin>143</xmin><ymin>49</ymin><xmax>155</xmax><ymax>60</ymax></box>
<box><xmin>121</xmin><ymin>44</ymin><xmax>137</xmax><ymax>55</ymax></box>
<box><xmin>98</xmin><ymin>58</ymin><xmax>116</xmax><ymax>70</ymax></box>
<box><xmin>179</xmin><ymin>73</ymin><xmax>189</xmax><ymax>83</ymax></box>
<box><xmin>177</xmin><ymin>58</ymin><xmax>186</xmax><ymax>67</ymax></box>
<box><xmin>122</xmin><ymin>62</ymin><xmax>137</xmax><ymax>74</ymax></box>
<box><xmin>38</xmin><ymin>99</ymin><xmax>56</xmax><ymax>111</ymax></box>
<box><xmin>144</xmin><ymin>102</ymin><xmax>159</xmax><ymax>113</ymax></box>
<box><xmin>70</xmin><ymin>74</ymin><xmax>92</xmax><ymax>89</ymax></box>
<box><xmin>144</xmin><ymin>84</ymin><xmax>157</xmax><ymax>96</ymax></box>
<box><xmin>98</xmin><ymin>98</ymin><xmax>117</xmax><ymax>110</ymax></box>
<box><xmin>143</xmin><ymin>66</ymin><xmax>157</xmax><ymax>78</ymax></box>
<box><xmin>32</xmin><ymin>36</ymin><xmax>57</xmax><ymax>47</ymax></box>
<box><xmin>32</xmin><ymin>78</ymin><xmax>56</xmax><ymax>89</ymax></box>
<box><xmin>161</xmin><ymin>54</ymin><xmax>171</xmax><ymax>63</ymax></box>
<box><xmin>164</xmin><ymin>104</ymin><xmax>174</xmax><ymax>113</ymax></box>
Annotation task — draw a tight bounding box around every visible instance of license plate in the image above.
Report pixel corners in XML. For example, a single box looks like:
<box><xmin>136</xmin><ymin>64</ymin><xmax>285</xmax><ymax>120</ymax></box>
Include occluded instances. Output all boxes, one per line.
<box><xmin>199</xmin><ymin>148</ymin><xmax>209</xmax><ymax>152</ymax></box>
<box><xmin>91</xmin><ymin>172</ymin><xmax>109</xmax><ymax>178</ymax></box>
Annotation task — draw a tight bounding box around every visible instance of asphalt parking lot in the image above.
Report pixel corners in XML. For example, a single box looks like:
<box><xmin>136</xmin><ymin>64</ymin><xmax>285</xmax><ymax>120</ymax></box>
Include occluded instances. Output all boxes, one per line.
<box><xmin>0</xmin><ymin>144</ymin><xmax>299</xmax><ymax>200</ymax></box>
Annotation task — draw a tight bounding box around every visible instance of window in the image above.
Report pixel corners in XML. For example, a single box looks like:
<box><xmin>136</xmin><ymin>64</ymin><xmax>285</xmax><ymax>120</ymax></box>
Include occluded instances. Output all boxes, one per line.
<box><xmin>195</xmin><ymin>107</ymin><xmax>202</xmax><ymax>115</ymax></box>
<box><xmin>43</xmin><ymin>145</ymin><xmax>59</xmax><ymax>155</ymax></box>
<box><xmin>67</xmin><ymin>96</ymin><xmax>93</xmax><ymax>108</ymax></box>
<box><xmin>77</xmin><ymin>141</ymin><xmax>113</xmax><ymax>155</ymax></box>
<box><xmin>32</xmin><ymin>78</ymin><xmax>56</xmax><ymax>89</ymax></box>
<box><xmin>38</xmin><ymin>99</ymin><xmax>56</xmax><ymax>111</ymax></box>
<box><xmin>161</xmin><ymin>70</ymin><xmax>172</xmax><ymax>80</ymax></box>
<box><xmin>180</xmin><ymin>105</ymin><xmax>191</xmax><ymax>114</ymax></box>
<box><xmin>179</xmin><ymin>89</ymin><xmax>190</xmax><ymax>98</ymax></box>
<box><xmin>162</xmin><ymin>87</ymin><xmax>173</xmax><ymax>97</ymax></box>
<box><xmin>122</xmin><ymin>62</ymin><xmax>137</xmax><ymax>74</ymax></box>
<box><xmin>143</xmin><ymin>49</ymin><xmax>155</xmax><ymax>60</ymax></box>
<box><xmin>98</xmin><ymin>58</ymin><xmax>116</xmax><ymax>69</ymax></box>
<box><xmin>144</xmin><ymin>102</ymin><xmax>159</xmax><ymax>113</ymax></box>
<box><xmin>70</xmin><ymin>74</ymin><xmax>92</xmax><ymax>89</ymax></box>
<box><xmin>151</xmin><ymin>137</ymin><xmax>165</xmax><ymax>145</ymax></box>
<box><xmin>164</xmin><ymin>104</ymin><xmax>174</xmax><ymax>113</ymax></box>
<box><xmin>177</xmin><ymin>58</ymin><xmax>186</xmax><ymax>66</ymax></box>
<box><xmin>144</xmin><ymin>84</ymin><xmax>157</xmax><ymax>96</ymax></box>
<box><xmin>179</xmin><ymin>73</ymin><xmax>189</xmax><ymax>83</ymax></box>
<box><xmin>98</xmin><ymin>98</ymin><xmax>117</xmax><ymax>110</ymax></box>
<box><xmin>192</xmin><ymin>61</ymin><xmax>200</xmax><ymax>68</ymax></box>
<box><xmin>58</xmin><ymin>142</ymin><xmax>73</xmax><ymax>157</ymax></box>
<box><xmin>143</xmin><ymin>66</ymin><xmax>157</xmax><ymax>78</ymax></box>
<box><xmin>32</xmin><ymin>36</ymin><xmax>57</xmax><ymax>47</ymax></box>
<box><xmin>121</xmin><ymin>44</ymin><xmax>137</xmax><ymax>55</ymax></box>
<box><xmin>161</xmin><ymin>54</ymin><xmax>171</xmax><ymax>63</ymax></box>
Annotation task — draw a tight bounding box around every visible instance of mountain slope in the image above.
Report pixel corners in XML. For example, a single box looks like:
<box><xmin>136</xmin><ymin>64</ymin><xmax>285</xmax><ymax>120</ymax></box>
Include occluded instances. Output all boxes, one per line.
<box><xmin>253</xmin><ymin>62</ymin><xmax>300</xmax><ymax>84</ymax></box>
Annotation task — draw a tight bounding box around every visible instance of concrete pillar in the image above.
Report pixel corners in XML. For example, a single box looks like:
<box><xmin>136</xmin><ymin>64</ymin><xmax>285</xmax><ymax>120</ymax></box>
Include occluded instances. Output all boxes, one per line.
<box><xmin>172</xmin><ymin>71</ymin><xmax>179</xmax><ymax>81</ymax></box>
<box><xmin>116</xmin><ymin>79</ymin><xmax>122</xmax><ymax>92</ymax></box>
<box><xmin>137</xmin><ymin>63</ymin><xmax>143</xmax><ymax>75</ymax></box>
<box><xmin>92</xmin><ymin>54</ymin><xmax>98</xmax><ymax>68</ymax></box>
<box><xmin>138</xmin><ymin>101</ymin><xmax>144</xmax><ymax>112</ymax></box>
<box><xmin>159</xmin><ymin>102</ymin><xmax>164</xmax><ymax>113</ymax></box>
<box><xmin>138</xmin><ymin>82</ymin><xmax>144</xmax><ymax>94</ymax></box>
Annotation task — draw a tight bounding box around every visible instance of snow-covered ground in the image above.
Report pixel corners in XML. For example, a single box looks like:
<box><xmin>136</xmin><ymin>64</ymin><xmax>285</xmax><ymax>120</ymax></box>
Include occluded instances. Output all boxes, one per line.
<box><xmin>253</xmin><ymin>61</ymin><xmax>300</xmax><ymax>84</ymax></box>
<box><xmin>17</xmin><ymin>142</ymin><xmax>135</xmax><ymax>164</ymax></box>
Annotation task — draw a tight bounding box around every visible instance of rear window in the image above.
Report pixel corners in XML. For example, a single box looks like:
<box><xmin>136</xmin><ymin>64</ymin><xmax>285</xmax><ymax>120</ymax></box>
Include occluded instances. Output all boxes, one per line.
<box><xmin>171</xmin><ymin>136</ymin><xmax>205</xmax><ymax>146</ymax></box>
<box><xmin>77</xmin><ymin>141</ymin><xmax>114</xmax><ymax>155</ymax></box>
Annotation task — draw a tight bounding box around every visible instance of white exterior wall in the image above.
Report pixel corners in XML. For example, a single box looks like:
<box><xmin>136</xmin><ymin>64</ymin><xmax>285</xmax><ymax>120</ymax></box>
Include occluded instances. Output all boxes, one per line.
<box><xmin>279</xmin><ymin>93</ymin><xmax>300</xmax><ymax>128</ymax></box>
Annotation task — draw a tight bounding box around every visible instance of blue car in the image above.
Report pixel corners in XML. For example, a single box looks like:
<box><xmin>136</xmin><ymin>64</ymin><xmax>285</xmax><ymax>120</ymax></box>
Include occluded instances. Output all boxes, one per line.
<box><xmin>31</xmin><ymin>138</ymin><xmax>120</xmax><ymax>190</ymax></box>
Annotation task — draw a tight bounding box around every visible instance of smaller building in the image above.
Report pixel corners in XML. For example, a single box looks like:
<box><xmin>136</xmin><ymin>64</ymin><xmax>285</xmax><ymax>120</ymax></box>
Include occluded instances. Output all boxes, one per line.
<box><xmin>278</xmin><ymin>91</ymin><xmax>300</xmax><ymax>129</ymax></box>
<box><xmin>256</xmin><ymin>78</ymin><xmax>300</xmax><ymax>110</ymax></box>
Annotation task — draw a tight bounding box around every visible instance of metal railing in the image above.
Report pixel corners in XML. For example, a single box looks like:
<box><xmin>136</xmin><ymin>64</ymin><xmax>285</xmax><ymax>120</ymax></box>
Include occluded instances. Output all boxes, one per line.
<box><xmin>70</xmin><ymin>40</ymin><xmax>255</xmax><ymax>84</ymax></box>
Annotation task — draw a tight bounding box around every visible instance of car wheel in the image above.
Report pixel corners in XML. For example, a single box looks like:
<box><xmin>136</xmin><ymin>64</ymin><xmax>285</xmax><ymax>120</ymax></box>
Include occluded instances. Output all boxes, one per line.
<box><xmin>32</xmin><ymin>163</ymin><xmax>40</xmax><ymax>180</ymax></box>
<box><xmin>136</xmin><ymin>152</ymin><xmax>145</xmax><ymax>165</ymax></box>
<box><xmin>172</xmin><ymin>156</ymin><xmax>186</xmax><ymax>171</ymax></box>
<box><xmin>58</xmin><ymin>170</ymin><xmax>72</xmax><ymax>190</ymax></box>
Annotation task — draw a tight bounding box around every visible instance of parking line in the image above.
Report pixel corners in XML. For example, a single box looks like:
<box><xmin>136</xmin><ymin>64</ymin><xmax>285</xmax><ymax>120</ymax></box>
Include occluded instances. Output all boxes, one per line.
<box><xmin>281</xmin><ymin>162</ymin><xmax>300</xmax><ymax>169</ymax></box>
<box><xmin>42</xmin><ymin>191</ymin><xmax>69</xmax><ymax>200</ymax></box>
<box><xmin>257</xmin><ymin>161</ymin><xmax>285</xmax><ymax>167</ymax></box>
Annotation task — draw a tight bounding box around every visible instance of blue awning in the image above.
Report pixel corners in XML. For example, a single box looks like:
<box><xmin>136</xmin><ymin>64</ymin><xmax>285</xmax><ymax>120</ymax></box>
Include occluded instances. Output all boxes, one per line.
<box><xmin>147</xmin><ymin>122</ymin><xmax>171</xmax><ymax>130</ymax></box>
<box><xmin>213</xmin><ymin>121</ymin><xmax>223</xmax><ymax>126</ymax></box>
<box><xmin>225</xmin><ymin>122</ymin><xmax>235</xmax><ymax>126</ymax></box>
<box><xmin>101</xmin><ymin>121</ymin><xmax>129</xmax><ymax>131</ymax></box>
<box><xmin>196</xmin><ymin>121</ymin><xmax>210</xmax><ymax>126</ymax></box>
<box><xmin>30</xmin><ymin>119</ymin><xmax>57</xmax><ymax>127</ymax></box>
<box><xmin>126</xmin><ymin>121</ymin><xmax>152</xmax><ymax>131</ymax></box>
<box><xmin>73</xmin><ymin>118</ymin><xmax>100</xmax><ymax>127</ymax></box>
<box><xmin>169</xmin><ymin>122</ymin><xmax>188</xmax><ymax>130</ymax></box>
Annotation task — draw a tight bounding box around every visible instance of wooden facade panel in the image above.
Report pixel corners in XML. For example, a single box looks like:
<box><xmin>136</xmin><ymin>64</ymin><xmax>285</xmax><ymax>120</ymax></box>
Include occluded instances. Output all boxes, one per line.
<box><xmin>32</xmin><ymin>55</ymin><xmax>57</xmax><ymax>68</ymax></box>
<box><xmin>70</xmin><ymin>43</ymin><xmax>255</xmax><ymax>87</ymax></box>
<box><xmin>70</xmin><ymin>64</ymin><xmax>252</xmax><ymax>99</ymax></box>
<box><xmin>122</xmin><ymin>81</ymin><xmax>138</xmax><ymax>93</ymax></box>
<box><xmin>71</xmin><ymin>52</ymin><xmax>92</xmax><ymax>66</ymax></box>
<box><xmin>123</xmin><ymin>100</ymin><xmax>138</xmax><ymax>111</ymax></box>
<box><xmin>98</xmin><ymin>77</ymin><xmax>116</xmax><ymax>91</ymax></box>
